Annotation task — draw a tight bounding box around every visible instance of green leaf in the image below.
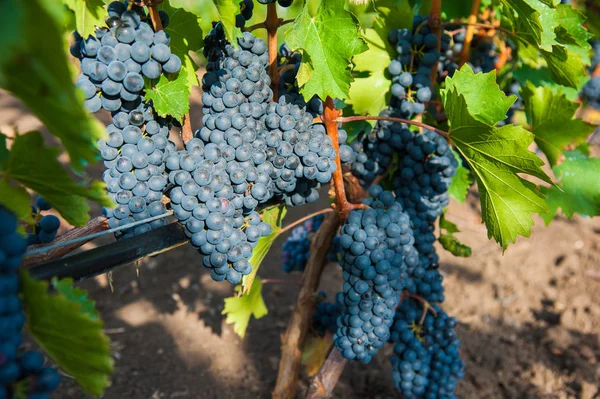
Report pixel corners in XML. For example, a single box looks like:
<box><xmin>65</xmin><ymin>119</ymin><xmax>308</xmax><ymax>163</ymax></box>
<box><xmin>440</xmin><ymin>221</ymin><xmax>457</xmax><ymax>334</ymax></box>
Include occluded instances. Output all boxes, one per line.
<box><xmin>212</xmin><ymin>0</ymin><xmax>241</xmax><ymax>45</ymax></box>
<box><xmin>441</xmin><ymin>65</ymin><xmax>552</xmax><ymax>249</ymax></box>
<box><xmin>347</xmin><ymin>28</ymin><xmax>392</xmax><ymax>117</ymax></box>
<box><xmin>1</xmin><ymin>132</ymin><xmax>112</xmax><ymax>227</ymax></box>
<box><xmin>242</xmin><ymin>205</ymin><xmax>287</xmax><ymax>295</ymax></box>
<box><xmin>439</xmin><ymin>212</ymin><xmax>472</xmax><ymax>257</ymax></box>
<box><xmin>0</xmin><ymin>180</ymin><xmax>33</xmax><ymax>222</ymax></box>
<box><xmin>373</xmin><ymin>0</ymin><xmax>414</xmax><ymax>34</ymax></box>
<box><xmin>21</xmin><ymin>272</ymin><xmax>114</xmax><ymax>396</ymax></box>
<box><xmin>157</xmin><ymin>1</ymin><xmax>203</xmax><ymax>92</ymax></box>
<box><xmin>0</xmin><ymin>0</ymin><xmax>105</xmax><ymax>170</ymax></box>
<box><xmin>524</xmin><ymin>0</ymin><xmax>557</xmax><ymax>51</ymax></box>
<box><xmin>499</xmin><ymin>0</ymin><xmax>543</xmax><ymax>47</ymax></box>
<box><xmin>0</xmin><ymin>134</ymin><xmax>8</xmax><ymax>165</ymax></box>
<box><xmin>63</xmin><ymin>0</ymin><xmax>105</xmax><ymax>39</ymax></box>
<box><xmin>441</xmin><ymin>0</ymin><xmax>472</xmax><ymax>20</ymax></box>
<box><xmin>145</xmin><ymin>68</ymin><xmax>190</xmax><ymax>123</ymax></box>
<box><xmin>512</xmin><ymin>65</ymin><xmax>581</xmax><ymax>101</ymax></box>
<box><xmin>521</xmin><ymin>82</ymin><xmax>594</xmax><ymax>166</ymax></box>
<box><xmin>541</xmin><ymin>45</ymin><xmax>587</xmax><ymax>89</ymax></box>
<box><xmin>542</xmin><ymin>150</ymin><xmax>600</xmax><ymax>223</ymax></box>
<box><xmin>443</xmin><ymin>66</ymin><xmax>516</xmax><ymax>126</ymax></box>
<box><xmin>52</xmin><ymin>278</ymin><xmax>99</xmax><ymax>321</ymax></box>
<box><xmin>287</xmin><ymin>0</ymin><xmax>368</xmax><ymax>101</ymax></box>
<box><xmin>448</xmin><ymin>149</ymin><xmax>473</xmax><ymax>203</ymax></box>
<box><xmin>223</xmin><ymin>278</ymin><xmax>268</xmax><ymax>338</ymax></box>
<box><xmin>554</xmin><ymin>5</ymin><xmax>592</xmax><ymax>64</ymax></box>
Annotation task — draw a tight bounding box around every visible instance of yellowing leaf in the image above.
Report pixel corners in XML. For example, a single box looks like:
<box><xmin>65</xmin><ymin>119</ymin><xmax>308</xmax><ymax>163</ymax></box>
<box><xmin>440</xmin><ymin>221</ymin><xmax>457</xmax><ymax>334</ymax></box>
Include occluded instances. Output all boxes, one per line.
<box><xmin>223</xmin><ymin>279</ymin><xmax>268</xmax><ymax>338</ymax></box>
<box><xmin>302</xmin><ymin>334</ymin><xmax>332</xmax><ymax>377</ymax></box>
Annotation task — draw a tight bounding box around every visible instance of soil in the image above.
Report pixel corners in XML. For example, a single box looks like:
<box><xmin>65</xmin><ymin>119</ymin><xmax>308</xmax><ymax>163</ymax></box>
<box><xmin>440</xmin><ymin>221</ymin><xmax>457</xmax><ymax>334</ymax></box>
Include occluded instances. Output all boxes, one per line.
<box><xmin>1</xmin><ymin>87</ymin><xmax>599</xmax><ymax>399</ymax></box>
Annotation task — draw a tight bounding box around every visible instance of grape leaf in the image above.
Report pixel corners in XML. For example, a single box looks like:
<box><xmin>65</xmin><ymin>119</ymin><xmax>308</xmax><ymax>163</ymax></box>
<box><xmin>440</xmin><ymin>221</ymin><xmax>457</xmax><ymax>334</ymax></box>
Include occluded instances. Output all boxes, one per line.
<box><xmin>512</xmin><ymin>65</ymin><xmax>581</xmax><ymax>101</ymax></box>
<box><xmin>555</xmin><ymin>5</ymin><xmax>593</xmax><ymax>64</ymax></box>
<box><xmin>212</xmin><ymin>0</ymin><xmax>241</xmax><ymax>45</ymax></box>
<box><xmin>542</xmin><ymin>150</ymin><xmax>600</xmax><ymax>223</ymax></box>
<box><xmin>157</xmin><ymin>2</ymin><xmax>203</xmax><ymax>91</ymax></box>
<box><xmin>441</xmin><ymin>65</ymin><xmax>552</xmax><ymax>249</ymax></box>
<box><xmin>444</xmin><ymin>66</ymin><xmax>516</xmax><ymax>126</ymax></box>
<box><xmin>448</xmin><ymin>149</ymin><xmax>473</xmax><ymax>203</ymax></box>
<box><xmin>0</xmin><ymin>131</ymin><xmax>112</xmax><ymax>227</ymax></box>
<box><xmin>145</xmin><ymin>68</ymin><xmax>190</xmax><ymax>123</ymax></box>
<box><xmin>21</xmin><ymin>272</ymin><xmax>114</xmax><ymax>396</ymax></box>
<box><xmin>0</xmin><ymin>180</ymin><xmax>33</xmax><ymax>223</ymax></box>
<box><xmin>223</xmin><ymin>278</ymin><xmax>268</xmax><ymax>338</ymax></box>
<box><xmin>441</xmin><ymin>1</ymin><xmax>472</xmax><ymax>20</ymax></box>
<box><xmin>439</xmin><ymin>213</ymin><xmax>472</xmax><ymax>257</ymax></box>
<box><xmin>63</xmin><ymin>0</ymin><xmax>105</xmax><ymax>39</ymax></box>
<box><xmin>373</xmin><ymin>0</ymin><xmax>414</xmax><ymax>34</ymax></box>
<box><xmin>521</xmin><ymin>82</ymin><xmax>594</xmax><ymax>166</ymax></box>
<box><xmin>499</xmin><ymin>0</ymin><xmax>543</xmax><ymax>47</ymax></box>
<box><xmin>0</xmin><ymin>0</ymin><xmax>105</xmax><ymax>171</ymax></box>
<box><xmin>0</xmin><ymin>134</ymin><xmax>8</xmax><ymax>164</ymax></box>
<box><xmin>347</xmin><ymin>28</ymin><xmax>392</xmax><ymax>117</ymax></box>
<box><xmin>242</xmin><ymin>205</ymin><xmax>287</xmax><ymax>295</ymax></box>
<box><xmin>541</xmin><ymin>45</ymin><xmax>587</xmax><ymax>89</ymax></box>
<box><xmin>287</xmin><ymin>0</ymin><xmax>368</xmax><ymax>101</ymax></box>
<box><xmin>52</xmin><ymin>278</ymin><xmax>99</xmax><ymax>321</ymax></box>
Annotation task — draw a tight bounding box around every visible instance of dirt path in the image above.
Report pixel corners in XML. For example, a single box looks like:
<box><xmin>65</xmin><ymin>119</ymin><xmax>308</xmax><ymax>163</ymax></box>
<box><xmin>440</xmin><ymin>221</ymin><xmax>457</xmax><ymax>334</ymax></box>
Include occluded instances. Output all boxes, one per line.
<box><xmin>2</xmin><ymin>89</ymin><xmax>599</xmax><ymax>399</ymax></box>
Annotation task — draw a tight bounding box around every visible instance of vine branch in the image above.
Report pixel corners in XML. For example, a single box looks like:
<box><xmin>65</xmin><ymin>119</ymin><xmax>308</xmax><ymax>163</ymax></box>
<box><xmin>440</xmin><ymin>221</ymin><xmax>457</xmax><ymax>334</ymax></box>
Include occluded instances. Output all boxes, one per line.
<box><xmin>337</xmin><ymin>115</ymin><xmax>450</xmax><ymax>139</ymax></box>
<box><xmin>147</xmin><ymin>2</ymin><xmax>163</xmax><ymax>31</ymax></box>
<box><xmin>428</xmin><ymin>0</ymin><xmax>443</xmax><ymax>89</ymax></box>
<box><xmin>272</xmin><ymin>212</ymin><xmax>341</xmax><ymax>399</ymax></box>
<box><xmin>266</xmin><ymin>3</ymin><xmax>280</xmax><ymax>99</ymax></box>
<box><xmin>23</xmin><ymin>217</ymin><xmax>108</xmax><ymax>267</ymax></box>
<box><xmin>442</xmin><ymin>22</ymin><xmax>514</xmax><ymax>37</ymax></box>
<box><xmin>305</xmin><ymin>348</ymin><xmax>348</xmax><ymax>398</ymax></box>
<box><xmin>181</xmin><ymin>113</ymin><xmax>193</xmax><ymax>144</ymax></box>
<box><xmin>459</xmin><ymin>0</ymin><xmax>482</xmax><ymax>66</ymax></box>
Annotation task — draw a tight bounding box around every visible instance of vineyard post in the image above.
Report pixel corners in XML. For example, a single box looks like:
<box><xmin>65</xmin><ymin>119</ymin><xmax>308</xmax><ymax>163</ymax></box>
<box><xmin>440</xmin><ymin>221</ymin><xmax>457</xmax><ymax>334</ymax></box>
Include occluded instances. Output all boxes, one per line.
<box><xmin>266</xmin><ymin>3</ymin><xmax>280</xmax><ymax>99</ymax></box>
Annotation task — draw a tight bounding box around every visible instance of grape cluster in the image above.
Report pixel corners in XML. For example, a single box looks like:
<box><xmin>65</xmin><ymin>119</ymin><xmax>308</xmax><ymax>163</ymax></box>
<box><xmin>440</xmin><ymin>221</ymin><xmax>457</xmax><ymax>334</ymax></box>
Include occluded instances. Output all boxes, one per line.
<box><xmin>392</xmin><ymin>129</ymin><xmax>456</xmax><ymax>303</ymax></box>
<box><xmin>582</xmin><ymin>77</ymin><xmax>600</xmax><ymax>110</ymax></box>
<box><xmin>235</xmin><ymin>0</ymin><xmax>254</xmax><ymax>28</ymax></box>
<box><xmin>390</xmin><ymin>299</ymin><xmax>464</xmax><ymax>399</ymax></box>
<box><xmin>281</xmin><ymin>215</ymin><xmax>324</xmax><ymax>272</ymax></box>
<box><xmin>333</xmin><ymin>186</ymin><xmax>418</xmax><ymax>363</ymax></box>
<box><xmin>71</xmin><ymin>1</ymin><xmax>181</xmax><ymax>113</ymax></box>
<box><xmin>387</xmin><ymin>16</ymin><xmax>437</xmax><ymax>118</ymax></box>
<box><xmin>99</xmin><ymin>100</ymin><xmax>175</xmax><ymax>238</ymax></box>
<box><xmin>312</xmin><ymin>292</ymin><xmax>343</xmax><ymax>336</ymax></box>
<box><xmin>0</xmin><ymin>208</ymin><xmax>61</xmax><ymax>399</ymax></box>
<box><xmin>26</xmin><ymin>197</ymin><xmax>61</xmax><ymax>246</ymax></box>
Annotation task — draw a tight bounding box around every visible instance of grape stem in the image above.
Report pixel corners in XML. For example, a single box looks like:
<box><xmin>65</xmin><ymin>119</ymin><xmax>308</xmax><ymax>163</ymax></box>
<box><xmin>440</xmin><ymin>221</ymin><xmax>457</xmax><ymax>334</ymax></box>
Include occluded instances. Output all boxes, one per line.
<box><xmin>324</xmin><ymin>97</ymin><xmax>366</xmax><ymax>220</ymax></box>
<box><xmin>279</xmin><ymin>208</ymin><xmax>334</xmax><ymax>235</ymax></box>
<box><xmin>181</xmin><ymin>113</ymin><xmax>193</xmax><ymax>144</ymax></box>
<box><xmin>243</xmin><ymin>22</ymin><xmax>266</xmax><ymax>32</ymax></box>
<box><xmin>336</xmin><ymin>115</ymin><xmax>450</xmax><ymax>139</ymax></box>
<box><xmin>266</xmin><ymin>3</ymin><xmax>280</xmax><ymax>99</ymax></box>
<box><xmin>459</xmin><ymin>0</ymin><xmax>482</xmax><ymax>66</ymax></box>
<box><xmin>147</xmin><ymin>2</ymin><xmax>164</xmax><ymax>31</ymax></box>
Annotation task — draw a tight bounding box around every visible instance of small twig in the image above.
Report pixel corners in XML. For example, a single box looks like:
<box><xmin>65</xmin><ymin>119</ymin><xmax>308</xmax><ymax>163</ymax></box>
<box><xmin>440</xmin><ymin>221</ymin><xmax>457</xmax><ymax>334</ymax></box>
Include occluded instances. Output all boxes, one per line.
<box><xmin>261</xmin><ymin>279</ymin><xmax>301</xmax><ymax>286</ymax></box>
<box><xmin>147</xmin><ymin>2</ymin><xmax>163</xmax><ymax>31</ymax></box>
<box><xmin>459</xmin><ymin>0</ymin><xmax>483</xmax><ymax>66</ymax></box>
<box><xmin>278</xmin><ymin>64</ymin><xmax>296</xmax><ymax>76</ymax></box>
<box><xmin>279</xmin><ymin>208</ymin><xmax>334</xmax><ymax>235</ymax></box>
<box><xmin>23</xmin><ymin>217</ymin><xmax>108</xmax><ymax>267</ymax></box>
<box><xmin>280</xmin><ymin>18</ymin><xmax>295</xmax><ymax>27</ymax></box>
<box><xmin>305</xmin><ymin>348</ymin><xmax>348</xmax><ymax>399</ymax></box>
<box><xmin>243</xmin><ymin>22</ymin><xmax>266</xmax><ymax>32</ymax></box>
<box><xmin>337</xmin><ymin>115</ymin><xmax>449</xmax><ymax>139</ymax></box>
<box><xmin>266</xmin><ymin>3</ymin><xmax>280</xmax><ymax>99</ymax></box>
<box><xmin>181</xmin><ymin>113</ymin><xmax>193</xmax><ymax>144</ymax></box>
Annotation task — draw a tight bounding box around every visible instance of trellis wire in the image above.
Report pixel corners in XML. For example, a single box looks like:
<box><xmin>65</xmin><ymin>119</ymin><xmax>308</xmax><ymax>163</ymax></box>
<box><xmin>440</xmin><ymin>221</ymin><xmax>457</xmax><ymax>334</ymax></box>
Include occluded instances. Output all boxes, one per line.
<box><xmin>25</xmin><ymin>211</ymin><xmax>174</xmax><ymax>258</ymax></box>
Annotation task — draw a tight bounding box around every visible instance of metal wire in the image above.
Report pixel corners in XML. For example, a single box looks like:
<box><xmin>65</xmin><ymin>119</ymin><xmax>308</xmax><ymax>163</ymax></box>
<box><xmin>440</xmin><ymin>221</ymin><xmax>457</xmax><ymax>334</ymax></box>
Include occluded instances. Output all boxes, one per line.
<box><xmin>24</xmin><ymin>211</ymin><xmax>174</xmax><ymax>257</ymax></box>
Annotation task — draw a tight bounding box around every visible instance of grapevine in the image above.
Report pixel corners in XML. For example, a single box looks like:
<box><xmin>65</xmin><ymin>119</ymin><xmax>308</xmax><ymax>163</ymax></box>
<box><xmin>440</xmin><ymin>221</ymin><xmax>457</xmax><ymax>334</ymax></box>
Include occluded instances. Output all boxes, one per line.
<box><xmin>0</xmin><ymin>0</ymin><xmax>599</xmax><ymax>398</ymax></box>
